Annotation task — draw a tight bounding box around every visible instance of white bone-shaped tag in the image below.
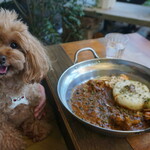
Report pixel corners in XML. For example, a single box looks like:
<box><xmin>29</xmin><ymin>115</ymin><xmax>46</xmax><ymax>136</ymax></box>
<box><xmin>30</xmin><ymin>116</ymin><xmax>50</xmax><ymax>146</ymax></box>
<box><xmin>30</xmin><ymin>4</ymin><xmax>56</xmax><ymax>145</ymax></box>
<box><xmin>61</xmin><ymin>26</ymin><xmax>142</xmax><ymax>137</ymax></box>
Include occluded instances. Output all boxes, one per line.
<box><xmin>9</xmin><ymin>95</ymin><xmax>29</xmax><ymax>109</ymax></box>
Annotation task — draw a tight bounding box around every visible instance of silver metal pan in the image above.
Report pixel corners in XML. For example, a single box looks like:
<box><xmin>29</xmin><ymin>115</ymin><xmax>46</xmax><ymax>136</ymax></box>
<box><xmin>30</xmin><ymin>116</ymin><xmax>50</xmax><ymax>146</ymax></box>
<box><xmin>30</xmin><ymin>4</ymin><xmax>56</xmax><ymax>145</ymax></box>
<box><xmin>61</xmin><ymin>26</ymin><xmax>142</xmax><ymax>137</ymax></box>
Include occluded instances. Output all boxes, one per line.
<box><xmin>57</xmin><ymin>47</ymin><xmax>150</xmax><ymax>136</ymax></box>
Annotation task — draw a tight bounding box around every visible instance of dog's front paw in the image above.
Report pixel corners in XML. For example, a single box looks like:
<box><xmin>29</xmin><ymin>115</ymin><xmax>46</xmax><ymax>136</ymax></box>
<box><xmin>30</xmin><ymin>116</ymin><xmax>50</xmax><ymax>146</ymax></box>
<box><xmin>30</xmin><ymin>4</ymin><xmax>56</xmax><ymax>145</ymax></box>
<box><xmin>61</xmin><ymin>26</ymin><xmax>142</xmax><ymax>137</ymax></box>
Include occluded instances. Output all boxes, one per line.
<box><xmin>32</xmin><ymin>120</ymin><xmax>52</xmax><ymax>142</ymax></box>
<box><xmin>22</xmin><ymin>119</ymin><xmax>51</xmax><ymax>142</ymax></box>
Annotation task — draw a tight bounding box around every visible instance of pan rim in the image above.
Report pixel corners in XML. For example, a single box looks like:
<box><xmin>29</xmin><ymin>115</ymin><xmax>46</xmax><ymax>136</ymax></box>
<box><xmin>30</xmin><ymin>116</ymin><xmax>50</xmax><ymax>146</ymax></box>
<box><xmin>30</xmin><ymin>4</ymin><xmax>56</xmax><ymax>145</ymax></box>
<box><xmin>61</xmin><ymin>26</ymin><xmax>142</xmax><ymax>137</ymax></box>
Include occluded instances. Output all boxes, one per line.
<box><xmin>57</xmin><ymin>58</ymin><xmax>150</xmax><ymax>135</ymax></box>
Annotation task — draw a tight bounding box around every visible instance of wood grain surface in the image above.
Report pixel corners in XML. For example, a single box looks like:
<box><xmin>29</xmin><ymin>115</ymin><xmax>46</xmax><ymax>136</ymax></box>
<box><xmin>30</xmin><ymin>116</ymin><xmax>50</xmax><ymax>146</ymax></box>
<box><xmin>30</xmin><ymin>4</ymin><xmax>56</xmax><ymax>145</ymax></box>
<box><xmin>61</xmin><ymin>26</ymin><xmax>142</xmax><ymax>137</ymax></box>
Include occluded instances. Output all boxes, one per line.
<box><xmin>62</xmin><ymin>33</ymin><xmax>150</xmax><ymax>68</ymax></box>
<box><xmin>61</xmin><ymin>38</ymin><xmax>105</xmax><ymax>62</ymax></box>
<box><xmin>45</xmin><ymin>33</ymin><xmax>150</xmax><ymax>150</ymax></box>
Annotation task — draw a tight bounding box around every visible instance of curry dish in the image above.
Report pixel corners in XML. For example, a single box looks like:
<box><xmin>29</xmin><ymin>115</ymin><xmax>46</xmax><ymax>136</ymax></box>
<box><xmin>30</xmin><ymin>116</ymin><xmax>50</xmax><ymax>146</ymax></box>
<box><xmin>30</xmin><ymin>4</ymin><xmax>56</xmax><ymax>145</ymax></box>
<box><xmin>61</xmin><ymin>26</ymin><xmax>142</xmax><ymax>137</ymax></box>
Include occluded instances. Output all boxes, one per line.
<box><xmin>70</xmin><ymin>77</ymin><xmax>150</xmax><ymax>131</ymax></box>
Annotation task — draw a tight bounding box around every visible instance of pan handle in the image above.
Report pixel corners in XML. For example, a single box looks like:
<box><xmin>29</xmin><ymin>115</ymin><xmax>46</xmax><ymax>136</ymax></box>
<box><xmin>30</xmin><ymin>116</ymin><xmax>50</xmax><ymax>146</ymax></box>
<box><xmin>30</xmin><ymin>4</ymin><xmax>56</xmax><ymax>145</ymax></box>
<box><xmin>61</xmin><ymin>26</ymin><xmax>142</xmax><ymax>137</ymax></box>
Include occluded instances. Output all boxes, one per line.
<box><xmin>74</xmin><ymin>47</ymin><xmax>100</xmax><ymax>64</ymax></box>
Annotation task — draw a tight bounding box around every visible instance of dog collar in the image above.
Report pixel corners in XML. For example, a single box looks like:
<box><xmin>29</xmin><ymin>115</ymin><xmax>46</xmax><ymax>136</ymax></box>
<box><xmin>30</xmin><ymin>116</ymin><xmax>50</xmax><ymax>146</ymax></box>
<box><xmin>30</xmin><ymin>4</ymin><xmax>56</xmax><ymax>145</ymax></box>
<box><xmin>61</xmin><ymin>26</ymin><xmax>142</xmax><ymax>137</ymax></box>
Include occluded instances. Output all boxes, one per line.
<box><xmin>9</xmin><ymin>95</ymin><xmax>29</xmax><ymax>109</ymax></box>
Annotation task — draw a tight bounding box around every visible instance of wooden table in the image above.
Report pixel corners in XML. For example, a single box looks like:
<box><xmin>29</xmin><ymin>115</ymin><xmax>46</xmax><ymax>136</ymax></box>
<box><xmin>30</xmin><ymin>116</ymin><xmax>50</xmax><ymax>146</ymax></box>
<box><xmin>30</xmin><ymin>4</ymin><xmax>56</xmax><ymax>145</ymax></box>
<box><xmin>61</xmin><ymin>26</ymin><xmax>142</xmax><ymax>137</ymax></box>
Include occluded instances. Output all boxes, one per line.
<box><xmin>84</xmin><ymin>2</ymin><xmax>150</xmax><ymax>27</ymax></box>
<box><xmin>45</xmin><ymin>33</ymin><xmax>150</xmax><ymax>150</ymax></box>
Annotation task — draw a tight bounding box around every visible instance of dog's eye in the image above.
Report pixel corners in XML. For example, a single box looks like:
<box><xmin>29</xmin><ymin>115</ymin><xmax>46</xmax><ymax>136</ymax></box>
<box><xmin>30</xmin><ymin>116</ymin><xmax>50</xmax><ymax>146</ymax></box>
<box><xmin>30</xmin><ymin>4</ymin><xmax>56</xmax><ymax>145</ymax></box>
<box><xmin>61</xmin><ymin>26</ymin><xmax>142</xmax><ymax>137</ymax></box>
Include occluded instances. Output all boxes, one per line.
<box><xmin>10</xmin><ymin>42</ymin><xmax>18</xmax><ymax>49</ymax></box>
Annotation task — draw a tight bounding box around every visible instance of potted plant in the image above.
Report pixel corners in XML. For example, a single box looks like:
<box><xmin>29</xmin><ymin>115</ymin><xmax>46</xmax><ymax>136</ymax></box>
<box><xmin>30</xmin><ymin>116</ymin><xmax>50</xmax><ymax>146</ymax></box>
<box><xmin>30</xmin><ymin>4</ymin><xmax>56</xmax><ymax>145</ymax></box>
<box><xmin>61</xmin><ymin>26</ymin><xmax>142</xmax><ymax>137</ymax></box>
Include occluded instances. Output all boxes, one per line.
<box><xmin>0</xmin><ymin>0</ymin><xmax>84</xmax><ymax>44</ymax></box>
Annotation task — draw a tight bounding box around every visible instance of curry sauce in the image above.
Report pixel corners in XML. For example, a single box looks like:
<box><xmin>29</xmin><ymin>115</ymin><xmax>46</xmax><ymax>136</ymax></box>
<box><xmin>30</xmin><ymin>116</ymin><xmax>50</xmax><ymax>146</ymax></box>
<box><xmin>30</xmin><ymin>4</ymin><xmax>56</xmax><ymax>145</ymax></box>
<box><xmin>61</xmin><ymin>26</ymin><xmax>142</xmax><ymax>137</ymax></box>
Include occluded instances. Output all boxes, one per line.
<box><xmin>70</xmin><ymin>80</ymin><xmax>150</xmax><ymax>131</ymax></box>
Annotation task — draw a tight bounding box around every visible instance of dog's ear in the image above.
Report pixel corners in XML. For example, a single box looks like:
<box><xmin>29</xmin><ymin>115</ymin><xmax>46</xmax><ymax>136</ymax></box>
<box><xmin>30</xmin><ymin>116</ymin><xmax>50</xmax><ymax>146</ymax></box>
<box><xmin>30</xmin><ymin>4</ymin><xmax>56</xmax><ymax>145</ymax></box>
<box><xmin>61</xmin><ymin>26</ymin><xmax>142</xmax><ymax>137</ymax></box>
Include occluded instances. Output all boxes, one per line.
<box><xmin>21</xmin><ymin>32</ymin><xmax>50</xmax><ymax>83</ymax></box>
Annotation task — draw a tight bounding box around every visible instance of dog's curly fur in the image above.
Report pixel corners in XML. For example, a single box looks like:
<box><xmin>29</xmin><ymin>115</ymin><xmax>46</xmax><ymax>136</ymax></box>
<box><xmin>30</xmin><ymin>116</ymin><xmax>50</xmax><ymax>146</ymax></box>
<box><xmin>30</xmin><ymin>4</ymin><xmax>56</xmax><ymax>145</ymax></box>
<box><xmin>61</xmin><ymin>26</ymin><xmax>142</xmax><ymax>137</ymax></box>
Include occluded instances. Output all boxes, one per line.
<box><xmin>0</xmin><ymin>9</ymin><xmax>51</xmax><ymax>150</ymax></box>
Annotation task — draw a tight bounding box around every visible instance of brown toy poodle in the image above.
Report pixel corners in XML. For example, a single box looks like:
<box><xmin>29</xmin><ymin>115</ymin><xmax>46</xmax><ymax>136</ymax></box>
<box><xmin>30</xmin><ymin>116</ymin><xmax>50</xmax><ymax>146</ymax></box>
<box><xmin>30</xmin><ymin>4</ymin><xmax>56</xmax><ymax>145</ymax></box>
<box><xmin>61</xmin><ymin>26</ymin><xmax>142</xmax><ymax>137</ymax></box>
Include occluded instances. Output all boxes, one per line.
<box><xmin>0</xmin><ymin>9</ymin><xmax>51</xmax><ymax>150</ymax></box>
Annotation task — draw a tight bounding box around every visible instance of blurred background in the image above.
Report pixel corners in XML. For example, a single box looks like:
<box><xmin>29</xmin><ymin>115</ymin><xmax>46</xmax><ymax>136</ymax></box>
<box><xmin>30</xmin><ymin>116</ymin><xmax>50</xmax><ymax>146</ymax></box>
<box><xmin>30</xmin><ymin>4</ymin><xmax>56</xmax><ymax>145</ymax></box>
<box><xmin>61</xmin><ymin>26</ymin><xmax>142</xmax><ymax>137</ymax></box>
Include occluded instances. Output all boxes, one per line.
<box><xmin>0</xmin><ymin>0</ymin><xmax>149</xmax><ymax>45</ymax></box>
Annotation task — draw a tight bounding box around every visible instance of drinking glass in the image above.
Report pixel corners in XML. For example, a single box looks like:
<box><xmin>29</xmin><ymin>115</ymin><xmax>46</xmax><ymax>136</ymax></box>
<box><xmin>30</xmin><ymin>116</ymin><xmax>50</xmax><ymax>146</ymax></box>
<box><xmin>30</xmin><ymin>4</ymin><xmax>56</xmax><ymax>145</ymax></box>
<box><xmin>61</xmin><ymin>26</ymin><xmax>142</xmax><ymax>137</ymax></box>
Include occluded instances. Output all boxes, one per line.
<box><xmin>97</xmin><ymin>0</ymin><xmax>116</xmax><ymax>9</ymax></box>
<box><xmin>105</xmin><ymin>33</ymin><xmax>129</xmax><ymax>58</ymax></box>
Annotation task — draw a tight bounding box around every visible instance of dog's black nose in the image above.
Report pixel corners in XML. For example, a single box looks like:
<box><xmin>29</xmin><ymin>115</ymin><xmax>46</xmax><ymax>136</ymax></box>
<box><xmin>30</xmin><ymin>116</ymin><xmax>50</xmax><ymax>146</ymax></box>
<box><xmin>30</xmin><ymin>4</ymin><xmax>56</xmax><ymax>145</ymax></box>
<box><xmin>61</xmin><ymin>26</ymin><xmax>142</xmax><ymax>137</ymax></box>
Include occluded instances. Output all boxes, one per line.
<box><xmin>0</xmin><ymin>55</ymin><xmax>6</xmax><ymax>65</ymax></box>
